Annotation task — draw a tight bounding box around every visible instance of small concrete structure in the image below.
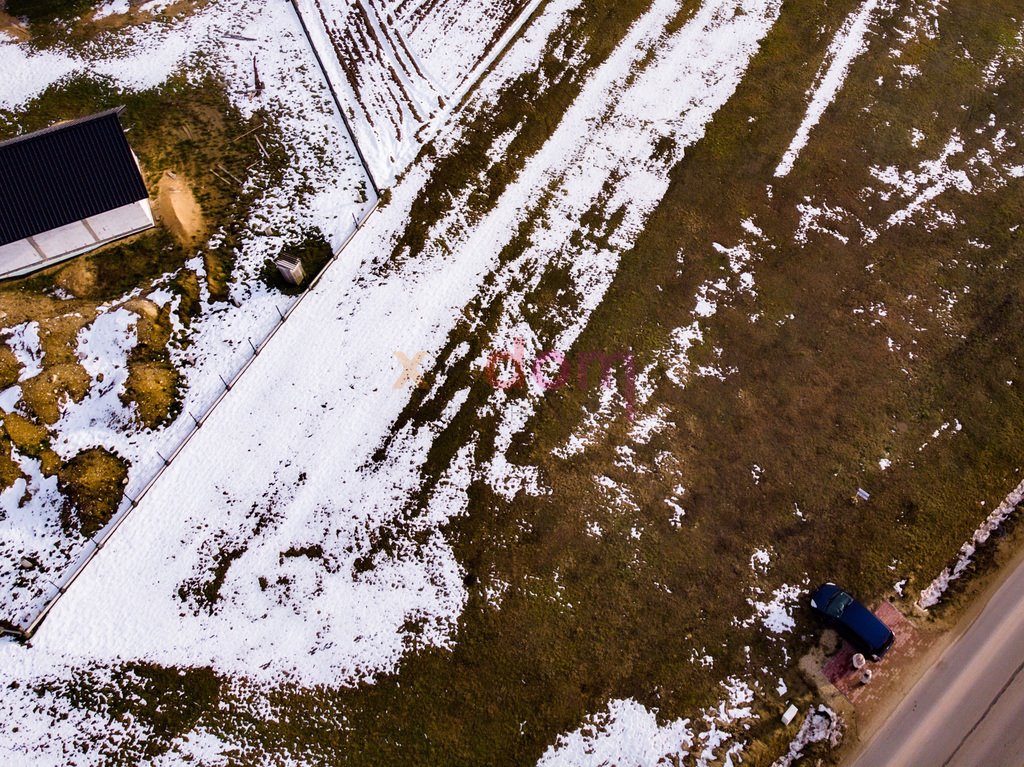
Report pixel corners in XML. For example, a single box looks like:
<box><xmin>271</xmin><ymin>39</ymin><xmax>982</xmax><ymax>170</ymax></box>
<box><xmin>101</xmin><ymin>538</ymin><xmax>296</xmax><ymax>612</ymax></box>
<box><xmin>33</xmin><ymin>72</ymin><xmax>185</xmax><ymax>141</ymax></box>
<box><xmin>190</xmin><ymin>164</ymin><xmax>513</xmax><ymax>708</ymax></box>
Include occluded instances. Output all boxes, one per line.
<box><xmin>781</xmin><ymin>704</ymin><xmax>799</xmax><ymax>725</ymax></box>
<box><xmin>275</xmin><ymin>253</ymin><xmax>306</xmax><ymax>286</ymax></box>
<box><xmin>0</xmin><ymin>108</ymin><xmax>153</xmax><ymax>280</ymax></box>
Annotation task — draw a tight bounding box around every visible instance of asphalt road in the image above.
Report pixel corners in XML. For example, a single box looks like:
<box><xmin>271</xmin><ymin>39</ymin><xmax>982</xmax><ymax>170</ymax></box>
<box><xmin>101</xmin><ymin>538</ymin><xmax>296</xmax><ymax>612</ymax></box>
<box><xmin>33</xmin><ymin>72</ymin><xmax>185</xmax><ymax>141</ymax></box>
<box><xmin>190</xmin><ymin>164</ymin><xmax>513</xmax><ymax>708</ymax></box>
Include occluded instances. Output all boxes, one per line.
<box><xmin>848</xmin><ymin>555</ymin><xmax>1024</xmax><ymax>767</ymax></box>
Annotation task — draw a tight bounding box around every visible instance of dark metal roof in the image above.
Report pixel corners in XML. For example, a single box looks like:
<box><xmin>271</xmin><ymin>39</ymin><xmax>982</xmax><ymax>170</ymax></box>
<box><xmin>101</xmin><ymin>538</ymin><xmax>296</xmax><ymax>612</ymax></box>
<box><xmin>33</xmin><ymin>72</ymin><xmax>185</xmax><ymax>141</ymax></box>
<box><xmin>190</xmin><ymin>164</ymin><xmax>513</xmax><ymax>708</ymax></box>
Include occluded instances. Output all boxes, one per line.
<box><xmin>0</xmin><ymin>108</ymin><xmax>149</xmax><ymax>247</ymax></box>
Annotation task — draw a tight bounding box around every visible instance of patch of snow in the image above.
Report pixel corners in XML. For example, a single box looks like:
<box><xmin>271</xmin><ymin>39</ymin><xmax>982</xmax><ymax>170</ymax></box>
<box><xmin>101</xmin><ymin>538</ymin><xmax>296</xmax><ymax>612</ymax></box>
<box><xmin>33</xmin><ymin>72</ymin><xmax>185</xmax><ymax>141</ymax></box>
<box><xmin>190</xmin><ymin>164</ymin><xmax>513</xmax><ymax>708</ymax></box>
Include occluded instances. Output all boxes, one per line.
<box><xmin>0</xmin><ymin>386</ymin><xmax>20</xmax><ymax>411</ymax></box>
<box><xmin>740</xmin><ymin>217</ymin><xmax>764</xmax><ymax>237</ymax></box>
<box><xmin>538</xmin><ymin>678</ymin><xmax>759</xmax><ymax>767</ymax></box>
<box><xmin>695</xmin><ymin>296</ymin><xmax>718</xmax><ymax>317</ymax></box>
<box><xmin>0</xmin><ymin>449</ymin><xmax>68</xmax><ymax>624</ymax></box>
<box><xmin>2</xmin><ymin>322</ymin><xmax>44</xmax><ymax>381</ymax></box>
<box><xmin>536</xmin><ymin>698</ymin><xmax>694</xmax><ymax>767</ymax></box>
<box><xmin>94</xmin><ymin>0</ymin><xmax>130</xmax><ymax>20</ymax></box>
<box><xmin>740</xmin><ymin>583</ymin><xmax>803</xmax><ymax>634</ymax></box>
<box><xmin>630</xmin><ymin>407</ymin><xmax>671</xmax><ymax>444</ymax></box>
<box><xmin>666</xmin><ymin>498</ymin><xmax>686</xmax><ymax>527</ymax></box>
<box><xmin>795</xmin><ymin>199</ymin><xmax>851</xmax><ymax>245</ymax></box>
<box><xmin>896</xmin><ymin>62</ymin><xmax>922</xmax><ymax>84</ymax></box>
<box><xmin>866</xmin><ymin>118</ymin><xmax>1024</xmax><ymax>241</ymax></box>
<box><xmin>141</xmin><ymin>0</ymin><xmax>175</xmax><ymax>12</ymax></box>
<box><xmin>750</xmin><ymin>548</ymin><xmax>772</xmax><ymax>574</ymax></box>
<box><xmin>775</xmin><ymin>0</ymin><xmax>891</xmax><ymax>177</ymax></box>
<box><xmin>919</xmin><ymin>477</ymin><xmax>1024</xmax><ymax>608</ymax></box>
<box><xmin>0</xmin><ymin>5</ymin><xmax>230</xmax><ymax>110</ymax></box>
<box><xmin>868</xmin><ymin>133</ymin><xmax>973</xmax><ymax>237</ymax></box>
<box><xmin>772</xmin><ymin>706</ymin><xmax>843</xmax><ymax>767</ymax></box>
<box><xmin>594</xmin><ymin>474</ymin><xmax>640</xmax><ymax>515</ymax></box>
<box><xmin>664</xmin><ymin>323</ymin><xmax>705</xmax><ymax>388</ymax></box>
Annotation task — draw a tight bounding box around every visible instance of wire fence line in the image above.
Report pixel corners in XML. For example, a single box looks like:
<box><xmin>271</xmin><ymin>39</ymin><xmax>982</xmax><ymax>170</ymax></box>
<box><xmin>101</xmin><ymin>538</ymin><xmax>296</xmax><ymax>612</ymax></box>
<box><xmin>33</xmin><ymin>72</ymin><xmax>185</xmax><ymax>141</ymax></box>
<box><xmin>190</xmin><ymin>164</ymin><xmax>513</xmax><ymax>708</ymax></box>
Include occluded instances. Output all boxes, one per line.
<box><xmin>288</xmin><ymin>0</ymin><xmax>381</xmax><ymax>199</ymax></box>
<box><xmin>1</xmin><ymin>0</ymin><xmax>393</xmax><ymax>642</ymax></box>
<box><xmin>3</xmin><ymin>199</ymin><xmax>380</xmax><ymax>641</ymax></box>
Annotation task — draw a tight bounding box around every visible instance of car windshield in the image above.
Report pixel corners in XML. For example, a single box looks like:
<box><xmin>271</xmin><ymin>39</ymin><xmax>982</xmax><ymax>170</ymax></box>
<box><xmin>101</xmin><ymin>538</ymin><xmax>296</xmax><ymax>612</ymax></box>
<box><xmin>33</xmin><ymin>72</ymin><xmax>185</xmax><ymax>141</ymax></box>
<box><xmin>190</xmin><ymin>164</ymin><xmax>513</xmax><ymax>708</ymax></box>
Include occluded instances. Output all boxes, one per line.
<box><xmin>826</xmin><ymin>591</ymin><xmax>853</xmax><ymax>618</ymax></box>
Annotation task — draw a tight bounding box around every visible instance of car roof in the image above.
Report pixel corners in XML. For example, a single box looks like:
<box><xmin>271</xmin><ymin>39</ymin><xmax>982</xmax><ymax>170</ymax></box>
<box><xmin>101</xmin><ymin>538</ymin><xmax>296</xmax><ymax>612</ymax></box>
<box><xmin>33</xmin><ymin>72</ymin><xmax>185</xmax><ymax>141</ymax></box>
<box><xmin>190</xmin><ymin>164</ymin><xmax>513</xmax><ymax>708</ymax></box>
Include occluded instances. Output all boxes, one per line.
<box><xmin>839</xmin><ymin>599</ymin><xmax>893</xmax><ymax>648</ymax></box>
<box><xmin>811</xmin><ymin>583</ymin><xmax>842</xmax><ymax>601</ymax></box>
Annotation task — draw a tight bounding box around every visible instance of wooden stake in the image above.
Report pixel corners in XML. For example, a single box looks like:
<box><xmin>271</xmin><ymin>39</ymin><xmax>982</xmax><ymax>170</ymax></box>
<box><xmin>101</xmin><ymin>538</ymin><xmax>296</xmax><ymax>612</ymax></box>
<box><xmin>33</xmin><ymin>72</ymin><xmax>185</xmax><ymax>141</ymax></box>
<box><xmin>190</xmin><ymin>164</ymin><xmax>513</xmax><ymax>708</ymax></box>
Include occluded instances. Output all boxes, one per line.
<box><xmin>253</xmin><ymin>55</ymin><xmax>265</xmax><ymax>97</ymax></box>
<box><xmin>211</xmin><ymin>170</ymin><xmax>236</xmax><ymax>188</ymax></box>
<box><xmin>216</xmin><ymin>163</ymin><xmax>244</xmax><ymax>186</ymax></box>
<box><xmin>230</xmin><ymin>121</ymin><xmax>265</xmax><ymax>143</ymax></box>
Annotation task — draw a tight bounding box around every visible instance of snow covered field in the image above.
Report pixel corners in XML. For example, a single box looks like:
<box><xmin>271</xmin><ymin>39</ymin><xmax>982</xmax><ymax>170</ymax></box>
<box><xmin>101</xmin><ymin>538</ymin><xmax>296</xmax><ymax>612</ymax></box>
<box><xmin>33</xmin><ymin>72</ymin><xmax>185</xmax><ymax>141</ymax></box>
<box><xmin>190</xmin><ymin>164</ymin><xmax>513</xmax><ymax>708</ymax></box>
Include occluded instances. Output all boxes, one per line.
<box><xmin>0</xmin><ymin>0</ymin><xmax>801</xmax><ymax>760</ymax></box>
<box><xmin>295</xmin><ymin>0</ymin><xmax>540</xmax><ymax>183</ymax></box>
<box><xmin>0</xmin><ymin>0</ymin><xmax>373</xmax><ymax>628</ymax></box>
<box><xmin>3</xmin><ymin>0</ymin><xmax>1024</xmax><ymax>763</ymax></box>
<box><xmin>0</xmin><ymin>0</ymin><xmax>543</xmax><ymax>633</ymax></box>
<box><xmin>0</xmin><ymin>0</ymin><xmax>784</xmax><ymax>681</ymax></box>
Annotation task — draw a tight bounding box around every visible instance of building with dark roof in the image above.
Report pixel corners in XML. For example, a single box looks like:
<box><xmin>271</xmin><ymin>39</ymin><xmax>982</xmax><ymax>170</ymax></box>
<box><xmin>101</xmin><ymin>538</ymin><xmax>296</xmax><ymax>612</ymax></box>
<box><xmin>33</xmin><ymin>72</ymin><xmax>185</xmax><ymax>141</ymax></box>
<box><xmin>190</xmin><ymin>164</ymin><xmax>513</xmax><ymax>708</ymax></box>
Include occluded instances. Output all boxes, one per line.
<box><xmin>0</xmin><ymin>107</ymin><xmax>154</xmax><ymax>279</ymax></box>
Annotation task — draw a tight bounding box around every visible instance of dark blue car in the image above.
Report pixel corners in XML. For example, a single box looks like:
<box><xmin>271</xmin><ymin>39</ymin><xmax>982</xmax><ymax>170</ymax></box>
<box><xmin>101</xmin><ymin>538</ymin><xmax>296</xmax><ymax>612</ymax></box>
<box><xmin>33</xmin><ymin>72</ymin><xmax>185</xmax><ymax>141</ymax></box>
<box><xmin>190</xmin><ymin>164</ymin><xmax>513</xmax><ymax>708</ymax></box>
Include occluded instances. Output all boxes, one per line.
<box><xmin>809</xmin><ymin>583</ymin><xmax>895</xmax><ymax>661</ymax></box>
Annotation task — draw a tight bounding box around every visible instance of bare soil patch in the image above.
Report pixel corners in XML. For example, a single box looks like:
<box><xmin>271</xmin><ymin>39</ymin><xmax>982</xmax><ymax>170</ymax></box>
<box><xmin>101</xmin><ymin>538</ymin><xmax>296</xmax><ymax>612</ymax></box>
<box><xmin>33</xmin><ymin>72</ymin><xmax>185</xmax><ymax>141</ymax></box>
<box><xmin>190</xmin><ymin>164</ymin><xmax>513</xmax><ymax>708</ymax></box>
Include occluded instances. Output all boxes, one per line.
<box><xmin>0</xmin><ymin>8</ymin><xmax>30</xmax><ymax>41</ymax></box>
<box><xmin>56</xmin><ymin>446</ymin><xmax>129</xmax><ymax>537</ymax></box>
<box><xmin>155</xmin><ymin>171</ymin><xmax>205</xmax><ymax>246</ymax></box>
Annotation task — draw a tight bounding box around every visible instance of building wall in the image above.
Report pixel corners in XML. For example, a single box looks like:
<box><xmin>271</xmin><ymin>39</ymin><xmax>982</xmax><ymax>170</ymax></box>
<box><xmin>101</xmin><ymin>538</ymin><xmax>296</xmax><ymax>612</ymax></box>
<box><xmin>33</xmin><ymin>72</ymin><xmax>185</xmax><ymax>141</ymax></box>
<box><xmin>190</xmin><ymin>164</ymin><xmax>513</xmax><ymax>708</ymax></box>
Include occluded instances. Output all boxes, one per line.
<box><xmin>32</xmin><ymin>219</ymin><xmax>95</xmax><ymax>258</ymax></box>
<box><xmin>0</xmin><ymin>199</ymin><xmax>155</xmax><ymax>280</ymax></box>
<box><xmin>0</xmin><ymin>239</ymin><xmax>41</xmax><ymax>275</ymax></box>
<box><xmin>85</xmin><ymin>200</ymin><xmax>154</xmax><ymax>242</ymax></box>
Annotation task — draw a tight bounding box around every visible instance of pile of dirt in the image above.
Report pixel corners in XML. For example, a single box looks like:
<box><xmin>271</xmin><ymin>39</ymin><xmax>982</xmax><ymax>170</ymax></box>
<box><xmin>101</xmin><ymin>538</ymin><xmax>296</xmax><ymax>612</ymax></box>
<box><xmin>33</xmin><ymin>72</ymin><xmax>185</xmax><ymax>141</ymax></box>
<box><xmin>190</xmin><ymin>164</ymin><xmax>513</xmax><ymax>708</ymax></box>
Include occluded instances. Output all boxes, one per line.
<box><xmin>155</xmin><ymin>171</ymin><xmax>205</xmax><ymax>246</ymax></box>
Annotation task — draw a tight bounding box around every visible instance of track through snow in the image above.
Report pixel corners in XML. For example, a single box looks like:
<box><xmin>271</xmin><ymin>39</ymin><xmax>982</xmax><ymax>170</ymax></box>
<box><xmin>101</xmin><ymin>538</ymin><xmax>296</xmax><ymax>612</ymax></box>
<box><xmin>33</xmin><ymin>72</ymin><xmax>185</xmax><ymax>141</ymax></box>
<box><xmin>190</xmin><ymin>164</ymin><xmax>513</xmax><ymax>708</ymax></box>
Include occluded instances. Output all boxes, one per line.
<box><xmin>406</xmin><ymin>0</ymin><xmax>784</xmax><ymax>503</ymax></box>
<box><xmin>0</xmin><ymin>0</ymin><xmax>782</xmax><ymax>696</ymax></box>
<box><xmin>296</xmin><ymin>0</ymin><xmax>540</xmax><ymax>183</ymax></box>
